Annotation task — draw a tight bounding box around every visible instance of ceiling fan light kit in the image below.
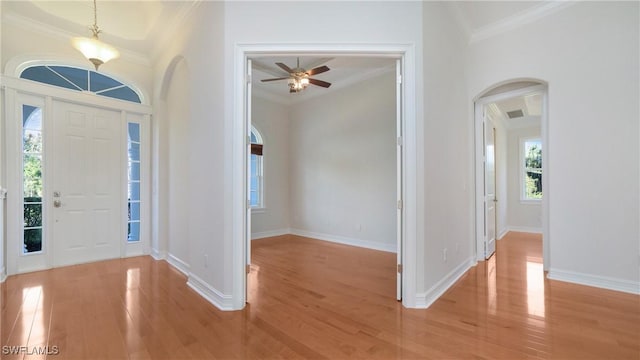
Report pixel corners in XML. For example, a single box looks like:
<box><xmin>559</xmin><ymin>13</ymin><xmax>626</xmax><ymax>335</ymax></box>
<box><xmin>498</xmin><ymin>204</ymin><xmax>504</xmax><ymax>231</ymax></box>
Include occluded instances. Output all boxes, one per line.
<box><xmin>71</xmin><ymin>0</ymin><xmax>120</xmax><ymax>70</ymax></box>
<box><xmin>262</xmin><ymin>58</ymin><xmax>331</xmax><ymax>94</ymax></box>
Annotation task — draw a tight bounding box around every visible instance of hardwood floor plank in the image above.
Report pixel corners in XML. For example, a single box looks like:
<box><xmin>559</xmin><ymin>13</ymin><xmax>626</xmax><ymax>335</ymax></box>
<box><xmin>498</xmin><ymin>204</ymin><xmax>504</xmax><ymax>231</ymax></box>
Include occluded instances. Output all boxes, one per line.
<box><xmin>1</xmin><ymin>233</ymin><xmax>639</xmax><ymax>359</ymax></box>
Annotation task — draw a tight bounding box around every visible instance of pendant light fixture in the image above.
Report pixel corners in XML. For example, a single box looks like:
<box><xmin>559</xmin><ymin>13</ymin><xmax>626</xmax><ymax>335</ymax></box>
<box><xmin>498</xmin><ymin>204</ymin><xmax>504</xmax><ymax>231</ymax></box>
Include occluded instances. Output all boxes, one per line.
<box><xmin>71</xmin><ymin>0</ymin><xmax>119</xmax><ymax>70</ymax></box>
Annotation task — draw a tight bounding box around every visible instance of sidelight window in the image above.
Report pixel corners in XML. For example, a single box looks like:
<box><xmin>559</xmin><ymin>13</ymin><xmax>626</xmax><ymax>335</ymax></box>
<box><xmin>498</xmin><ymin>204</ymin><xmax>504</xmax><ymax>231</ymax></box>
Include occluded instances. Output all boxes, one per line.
<box><xmin>22</xmin><ymin>105</ymin><xmax>44</xmax><ymax>253</ymax></box>
<box><xmin>127</xmin><ymin>123</ymin><xmax>141</xmax><ymax>241</ymax></box>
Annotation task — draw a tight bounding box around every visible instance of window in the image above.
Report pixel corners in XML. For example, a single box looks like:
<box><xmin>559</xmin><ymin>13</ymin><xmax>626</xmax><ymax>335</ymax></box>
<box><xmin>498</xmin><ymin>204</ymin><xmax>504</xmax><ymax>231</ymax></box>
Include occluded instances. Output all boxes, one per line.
<box><xmin>127</xmin><ymin>123</ymin><xmax>141</xmax><ymax>241</ymax></box>
<box><xmin>250</xmin><ymin>127</ymin><xmax>264</xmax><ymax>209</ymax></box>
<box><xmin>23</xmin><ymin>105</ymin><xmax>44</xmax><ymax>253</ymax></box>
<box><xmin>20</xmin><ymin>65</ymin><xmax>142</xmax><ymax>103</ymax></box>
<box><xmin>522</xmin><ymin>138</ymin><xmax>542</xmax><ymax>201</ymax></box>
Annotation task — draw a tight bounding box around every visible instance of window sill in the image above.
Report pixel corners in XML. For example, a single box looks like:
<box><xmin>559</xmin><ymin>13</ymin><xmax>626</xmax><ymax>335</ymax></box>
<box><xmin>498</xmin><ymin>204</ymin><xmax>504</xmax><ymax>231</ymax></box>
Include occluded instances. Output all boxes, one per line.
<box><xmin>251</xmin><ymin>207</ymin><xmax>266</xmax><ymax>214</ymax></box>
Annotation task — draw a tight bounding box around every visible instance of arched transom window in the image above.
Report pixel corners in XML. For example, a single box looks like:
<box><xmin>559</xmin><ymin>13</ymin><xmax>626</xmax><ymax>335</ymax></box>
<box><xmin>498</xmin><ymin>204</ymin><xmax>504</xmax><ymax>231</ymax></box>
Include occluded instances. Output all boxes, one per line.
<box><xmin>20</xmin><ymin>65</ymin><xmax>142</xmax><ymax>103</ymax></box>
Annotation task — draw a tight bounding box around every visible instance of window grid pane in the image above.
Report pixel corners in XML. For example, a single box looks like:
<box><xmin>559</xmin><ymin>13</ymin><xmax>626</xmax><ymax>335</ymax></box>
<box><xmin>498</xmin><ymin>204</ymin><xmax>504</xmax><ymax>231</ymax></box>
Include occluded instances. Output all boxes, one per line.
<box><xmin>20</xmin><ymin>65</ymin><xmax>142</xmax><ymax>104</ymax></box>
<box><xmin>127</xmin><ymin>122</ymin><xmax>142</xmax><ymax>242</ymax></box>
<box><xmin>523</xmin><ymin>139</ymin><xmax>542</xmax><ymax>200</ymax></box>
<box><xmin>23</xmin><ymin>105</ymin><xmax>44</xmax><ymax>254</ymax></box>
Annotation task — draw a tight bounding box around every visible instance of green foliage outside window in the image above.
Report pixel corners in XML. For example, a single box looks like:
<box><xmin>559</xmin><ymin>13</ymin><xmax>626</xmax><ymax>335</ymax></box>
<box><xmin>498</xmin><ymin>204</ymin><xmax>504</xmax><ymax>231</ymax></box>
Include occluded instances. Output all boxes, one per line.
<box><xmin>525</xmin><ymin>142</ymin><xmax>542</xmax><ymax>199</ymax></box>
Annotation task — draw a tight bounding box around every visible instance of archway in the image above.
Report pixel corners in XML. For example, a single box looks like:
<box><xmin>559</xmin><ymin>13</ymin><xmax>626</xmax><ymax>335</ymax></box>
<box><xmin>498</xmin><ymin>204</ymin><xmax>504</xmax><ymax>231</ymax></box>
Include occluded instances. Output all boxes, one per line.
<box><xmin>473</xmin><ymin>79</ymin><xmax>550</xmax><ymax>270</ymax></box>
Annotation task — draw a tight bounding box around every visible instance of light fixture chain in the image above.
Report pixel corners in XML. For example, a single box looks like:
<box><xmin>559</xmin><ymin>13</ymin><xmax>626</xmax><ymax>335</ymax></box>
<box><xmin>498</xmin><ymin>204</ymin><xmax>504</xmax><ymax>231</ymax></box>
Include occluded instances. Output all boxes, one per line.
<box><xmin>90</xmin><ymin>0</ymin><xmax>101</xmax><ymax>38</ymax></box>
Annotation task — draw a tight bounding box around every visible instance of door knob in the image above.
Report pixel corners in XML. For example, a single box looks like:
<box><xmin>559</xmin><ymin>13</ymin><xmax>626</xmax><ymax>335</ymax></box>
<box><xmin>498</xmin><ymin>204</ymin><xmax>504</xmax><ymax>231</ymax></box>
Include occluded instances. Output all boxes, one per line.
<box><xmin>53</xmin><ymin>200</ymin><xmax>62</xmax><ymax>208</ymax></box>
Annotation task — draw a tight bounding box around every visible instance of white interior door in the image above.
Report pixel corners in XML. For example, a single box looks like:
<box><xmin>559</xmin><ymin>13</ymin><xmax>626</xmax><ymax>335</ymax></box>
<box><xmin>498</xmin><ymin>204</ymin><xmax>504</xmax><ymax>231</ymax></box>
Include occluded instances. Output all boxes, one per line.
<box><xmin>52</xmin><ymin>101</ymin><xmax>121</xmax><ymax>267</ymax></box>
<box><xmin>395</xmin><ymin>59</ymin><xmax>403</xmax><ymax>301</ymax></box>
<box><xmin>246</xmin><ymin>58</ymin><xmax>253</xmax><ymax>301</ymax></box>
<box><xmin>484</xmin><ymin>112</ymin><xmax>497</xmax><ymax>259</ymax></box>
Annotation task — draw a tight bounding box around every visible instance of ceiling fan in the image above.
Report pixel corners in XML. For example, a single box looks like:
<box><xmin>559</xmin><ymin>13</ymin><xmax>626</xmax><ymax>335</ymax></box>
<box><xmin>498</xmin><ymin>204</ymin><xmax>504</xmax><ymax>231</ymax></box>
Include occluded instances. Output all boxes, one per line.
<box><xmin>261</xmin><ymin>58</ymin><xmax>331</xmax><ymax>93</ymax></box>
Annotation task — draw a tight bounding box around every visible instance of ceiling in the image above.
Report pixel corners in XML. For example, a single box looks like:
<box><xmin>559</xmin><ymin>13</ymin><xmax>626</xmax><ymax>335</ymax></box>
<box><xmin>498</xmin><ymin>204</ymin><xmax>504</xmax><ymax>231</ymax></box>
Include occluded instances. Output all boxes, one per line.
<box><xmin>2</xmin><ymin>1</ymin><xmax>553</xmax><ymax>102</ymax></box>
<box><xmin>488</xmin><ymin>93</ymin><xmax>542</xmax><ymax>129</ymax></box>
<box><xmin>251</xmin><ymin>56</ymin><xmax>396</xmax><ymax>104</ymax></box>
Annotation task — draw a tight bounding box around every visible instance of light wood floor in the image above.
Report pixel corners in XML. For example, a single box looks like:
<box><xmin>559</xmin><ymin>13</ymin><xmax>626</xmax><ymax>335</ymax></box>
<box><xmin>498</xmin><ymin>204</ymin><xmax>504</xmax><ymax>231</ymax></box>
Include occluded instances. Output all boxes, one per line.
<box><xmin>1</xmin><ymin>232</ymin><xmax>639</xmax><ymax>359</ymax></box>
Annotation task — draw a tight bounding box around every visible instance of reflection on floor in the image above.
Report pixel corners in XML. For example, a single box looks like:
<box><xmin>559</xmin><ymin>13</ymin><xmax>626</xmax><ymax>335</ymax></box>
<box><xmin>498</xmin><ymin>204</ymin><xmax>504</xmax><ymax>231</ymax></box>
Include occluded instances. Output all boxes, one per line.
<box><xmin>1</xmin><ymin>232</ymin><xmax>638</xmax><ymax>359</ymax></box>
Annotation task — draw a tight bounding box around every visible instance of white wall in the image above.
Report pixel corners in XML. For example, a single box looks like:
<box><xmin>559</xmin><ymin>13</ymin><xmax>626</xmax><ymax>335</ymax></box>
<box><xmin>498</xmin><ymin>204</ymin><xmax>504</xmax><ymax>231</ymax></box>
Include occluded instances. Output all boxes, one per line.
<box><xmin>251</xmin><ymin>96</ymin><xmax>290</xmax><ymax>238</ymax></box>
<box><xmin>165</xmin><ymin>59</ymin><xmax>191</xmax><ymax>271</ymax></box>
<box><xmin>421</xmin><ymin>2</ymin><xmax>474</xmax><ymax>304</ymax></box>
<box><xmin>468</xmin><ymin>2</ymin><xmax>639</xmax><ymax>290</ymax></box>
<box><xmin>222</xmin><ymin>1</ymin><xmax>425</xmax><ymax>306</ymax></box>
<box><xmin>288</xmin><ymin>71</ymin><xmax>397</xmax><ymax>252</ymax></box>
<box><xmin>507</xmin><ymin>126</ymin><xmax>542</xmax><ymax>232</ymax></box>
<box><xmin>153</xmin><ymin>2</ymin><xmax>227</xmax><ymax>300</ymax></box>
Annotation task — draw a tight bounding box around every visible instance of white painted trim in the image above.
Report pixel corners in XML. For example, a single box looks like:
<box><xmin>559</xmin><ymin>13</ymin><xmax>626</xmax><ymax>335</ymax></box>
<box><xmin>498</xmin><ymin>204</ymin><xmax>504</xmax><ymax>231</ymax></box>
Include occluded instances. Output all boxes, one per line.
<box><xmin>497</xmin><ymin>228</ymin><xmax>509</xmax><ymax>240</ymax></box>
<box><xmin>234</xmin><ymin>43</ymin><xmax>419</xmax><ymax>310</ymax></box>
<box><xmin>547</xmin><ymin>268</ymin><xmax>640</xmax><ymax>295</ymax></box>
<box><xmin>470</xmin><ymin>2</ymin><xmax>576</xmax><ymax>43</ymax></box>
<box><xmin>506</xmin><ymin>226</ymin><xmax>542</xmax><ymax>234</ymax></box>
<box><xmin>251</xmin><ymin>228</ymin><xmax>291</xmax><ymax>240</ymax></box>
<box><xmin>290</xmin><ymin>228</ymin><xmax>397</xmax><ymax>253</ymax></box>
<box><xmin>415</xmin><ymin>257</ymin><xmax>475</xmax><ymax>308</ymax></box>
<box><xmin>150</xmin><ymin>249</ymin><xmax>166</xmax><ymax>261</ymax></box>
<box><xmin>474</xmin><ymin>84</ymin><xmax>549</xmax><ymax>272</ymax></box>
<box><xmin>187</xmin><ymin>273</ymin><xmax>235</xmax><ymax>311</ymax></box>
<box><xmin>0</xmin><ymin>267</ymin><xmax>6</xmax><ymax>283</ymax></box>
<box><xmin>1</xmin><ymin>76</ymin><xmax>152</xmax><ymax>114</ymax></box>
<box><xmin>166</xmin><ymin>253</ymin><xmax>190</xmax><ymax>276</ymax></box>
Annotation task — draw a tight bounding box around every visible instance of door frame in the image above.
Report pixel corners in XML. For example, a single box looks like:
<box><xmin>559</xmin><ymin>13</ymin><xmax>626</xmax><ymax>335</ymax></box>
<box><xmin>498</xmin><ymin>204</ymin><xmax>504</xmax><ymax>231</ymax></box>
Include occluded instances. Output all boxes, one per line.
<box><xmin>2</xmin><ymin>75</ymin><xmax>152</xmax><ymax>275</ymax></box>
<box><xmin>474</xmin><ymin>83</ymin><xmax>549</xmax><ymax>269</ymax></box>
<box><xmin>232</xmin><ymin>43</ymin><xmax>419</xmax><ymax>309</ymax></box>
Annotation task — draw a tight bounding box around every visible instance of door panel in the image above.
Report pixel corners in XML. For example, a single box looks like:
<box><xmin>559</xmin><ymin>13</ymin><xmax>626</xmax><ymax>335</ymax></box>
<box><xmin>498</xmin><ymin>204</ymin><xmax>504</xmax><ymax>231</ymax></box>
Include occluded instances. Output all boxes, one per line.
<box><xmin>395</xmin><ymin>59</ymin><xmax>403</xmax><ymax>301</ymax></box>
<box><xmin>484</xmin><ymin>116</ymin><xmax>496</xmax><ymax>259</ymax></box>
<box><xmin>52</xmin><ymin>101</ymin><xmax>121</xmax><ymax>267</ymax></box>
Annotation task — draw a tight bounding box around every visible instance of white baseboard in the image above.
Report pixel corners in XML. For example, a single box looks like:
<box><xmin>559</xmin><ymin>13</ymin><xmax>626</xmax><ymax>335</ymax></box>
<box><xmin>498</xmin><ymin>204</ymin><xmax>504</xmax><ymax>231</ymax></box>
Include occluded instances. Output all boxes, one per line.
<box><xmin>547</xmin><ymin>268</ymin><xmax>640</xmax><ymax>295</ymax></box>
<box><xmin>497</xmin><ymin>228</ymin><xmax>509</xmax><ymax>240</ymax></box>
<box><xmin>0</xmin><ymin>267</ymin><xmax>6</xmax><ymax>283</ymax></box>
<box><xmin>506</xmin><ymin>226</ymin><xmax>542</xmax><ymax>234</ymax></box>
<box><xmin>187</xmin><ymin>273</ymin><xmax>235</xmax><ymax>311</ymax></box>
<box><xmin>167</xmin><ymin>253</ymin><xmax>190</xmax><ymax>276</ymax></box>
<box><xmin>150</xmin><ymin>248</ymin><xmax>166</xmax><ymax>261</ymax></box>
<box><xmin>252</xmin><ymin>228</ymin><xmax>291</xmax><ymax>240</ymax></box>
<box><xmin>289</xmin><ymin>228</ymin><xmax>396</xmax><ymax>253</ymax></box>
<box><xmin>415</xmin><ymin>256</ymin><xmax>475</xmax><ymax>309</ymax></box>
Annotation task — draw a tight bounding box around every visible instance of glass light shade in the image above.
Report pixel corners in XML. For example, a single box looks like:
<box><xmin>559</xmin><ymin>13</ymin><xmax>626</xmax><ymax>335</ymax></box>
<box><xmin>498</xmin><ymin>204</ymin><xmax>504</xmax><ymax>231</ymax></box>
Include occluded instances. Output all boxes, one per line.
<box><xmin>71</xmin><ymin>36</ymin><xmax>120</xmax><ymax>70</ymax></box>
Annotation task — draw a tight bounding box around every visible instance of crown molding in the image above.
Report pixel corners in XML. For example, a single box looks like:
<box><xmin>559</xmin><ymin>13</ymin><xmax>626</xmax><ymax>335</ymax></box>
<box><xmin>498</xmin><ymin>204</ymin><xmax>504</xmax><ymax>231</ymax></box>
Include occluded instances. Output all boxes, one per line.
<box><xmin>3</xmin><ymin>12</ymin><xmax>150</xmax><ymax>66</ymax></box>
<box><xmin>470</xmin><ymin>1</ymin><xmax>577</xmax><ymax>44</ymax></box>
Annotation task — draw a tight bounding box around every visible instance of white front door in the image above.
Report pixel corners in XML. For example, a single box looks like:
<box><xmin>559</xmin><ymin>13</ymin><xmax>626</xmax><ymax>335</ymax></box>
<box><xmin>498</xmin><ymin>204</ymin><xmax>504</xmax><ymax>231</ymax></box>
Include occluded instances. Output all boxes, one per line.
<box><xmin>51</xmin><ymin>101</ymin><xmax>121</xmax><ymax>267</ymax></box>
<box><xmin>484</xmin><ymin>113</ymin><xmax>497</xmax><ymax>259</ymax></box>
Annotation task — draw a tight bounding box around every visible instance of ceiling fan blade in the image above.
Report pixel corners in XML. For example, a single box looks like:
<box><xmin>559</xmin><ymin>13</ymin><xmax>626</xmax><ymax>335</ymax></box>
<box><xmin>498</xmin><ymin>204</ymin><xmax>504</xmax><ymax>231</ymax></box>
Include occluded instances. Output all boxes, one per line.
<box><xmin>261</xmin><ymin>77</ymin><xmax>290</xmax><ymax>82</ymax></box>
<box><xmin>307</xmin><ymin>65</ymin><xmax>330</xmax><ymax>76</ymax></box>
<box><xmin>309</xmin><ymin>78</ymin><xmax>331</xmax><ymax>88</ymax></box>
<box><xmin>275</xmin><ymin>62</ymin><xmax>293</xmax><ymax>73</ymax></box>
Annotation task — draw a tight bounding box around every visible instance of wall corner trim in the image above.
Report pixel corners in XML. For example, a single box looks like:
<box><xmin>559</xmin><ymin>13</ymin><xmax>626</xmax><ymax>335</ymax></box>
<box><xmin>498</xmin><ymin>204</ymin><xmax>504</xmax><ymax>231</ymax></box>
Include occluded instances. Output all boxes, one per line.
<box><xmin>150</xmin><ymin>249</ymin><xmax>167</xmax><ymax>261</ymax></box>
<box><xmin>547</xmin><ymin>268</ymin><xmax>640</xmax><ymax>295</ymax></box>
<box><xmin>167</xmin><ymin>253</ymin><xmax>190</xmax><ymax>276</ymax></box>
<box><xmin>415</xmin><ymin>257</ymin><xmax>476</xmax><ymax>309</ymax></box>
<box><xmin>187</xmin><ymin>273</ymin><xmax>235</xmax><ymax>311</ymax></box>
<box><xmin>0</xmin><ymin>267</ymin><xmax>6</xmax><ymax>283</ymax></box>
